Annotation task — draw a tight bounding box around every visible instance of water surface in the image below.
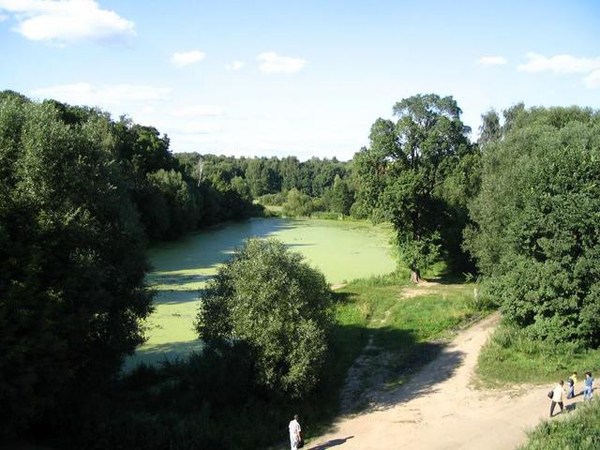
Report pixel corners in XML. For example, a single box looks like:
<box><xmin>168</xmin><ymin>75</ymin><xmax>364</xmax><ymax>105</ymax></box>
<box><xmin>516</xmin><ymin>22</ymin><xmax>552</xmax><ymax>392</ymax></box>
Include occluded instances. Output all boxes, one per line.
<box><xmin>130</xmin><ymin>218</ymin><xmax>396</xmax><ymax>367</ymax></box>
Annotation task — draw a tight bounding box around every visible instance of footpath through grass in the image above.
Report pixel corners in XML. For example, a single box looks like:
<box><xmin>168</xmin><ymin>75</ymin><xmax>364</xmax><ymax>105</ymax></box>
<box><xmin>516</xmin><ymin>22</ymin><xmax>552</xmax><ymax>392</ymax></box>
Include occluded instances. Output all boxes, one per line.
<box><xmin>477</xmin><ymin>316</ymin><xmax>600</xmax><ymax>449</ymax></box>
<box><xmin>320</xmin><ymin>270</ymin><xmax>484</xmax><ymax>418</ymax></box>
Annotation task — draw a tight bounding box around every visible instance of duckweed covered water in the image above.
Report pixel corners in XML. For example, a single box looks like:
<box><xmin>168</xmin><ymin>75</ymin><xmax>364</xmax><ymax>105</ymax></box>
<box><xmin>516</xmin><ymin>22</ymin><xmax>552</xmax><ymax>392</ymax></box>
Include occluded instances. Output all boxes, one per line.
<box><xmin>129</xmin><ymin>218</ymin><xmax>396</xmax><ymax>367</ymax></box>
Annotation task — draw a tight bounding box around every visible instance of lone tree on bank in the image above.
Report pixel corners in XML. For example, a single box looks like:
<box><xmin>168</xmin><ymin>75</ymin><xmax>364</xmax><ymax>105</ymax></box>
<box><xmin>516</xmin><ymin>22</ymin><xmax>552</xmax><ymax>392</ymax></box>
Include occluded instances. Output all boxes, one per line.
<box><xmin>196</xmin><ymin>238</ymin><xmax>333</xmax><ymax>397</ymax></box>
<box><xmin>354</xmin><ymin>94</ymin><xmax>476</xmax><ymax>282</ymax></box>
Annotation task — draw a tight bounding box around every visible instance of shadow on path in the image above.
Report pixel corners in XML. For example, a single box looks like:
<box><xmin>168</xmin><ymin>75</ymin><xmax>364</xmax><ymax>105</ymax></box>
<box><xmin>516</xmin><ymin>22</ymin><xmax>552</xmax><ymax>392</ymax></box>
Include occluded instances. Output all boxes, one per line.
<box><xmin>369</xmin><ymin>347</ymin><xmax>465</xmax><ymax>411</ymax></box>
<box><xmin>308</xmin><ymin>436</ymin><xmax>354</xmax><ymax>449</ymax></box>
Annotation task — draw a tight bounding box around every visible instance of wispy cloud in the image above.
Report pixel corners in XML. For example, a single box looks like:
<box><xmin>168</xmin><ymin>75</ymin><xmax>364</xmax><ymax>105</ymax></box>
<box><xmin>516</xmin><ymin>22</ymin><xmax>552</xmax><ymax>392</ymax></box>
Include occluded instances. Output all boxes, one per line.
<box><xmin>0</xmin><ymin>0</ymin><xmax>135</xmax><ymax>44</ymax></box>
<box><xmin>517</xmin><ymin>52</ymin><xmax>600</xmax><ymax>89</ymax></box>
<box><xmin>171</xmin><ymin>50</ymin><xmax>206</xmax><ymax>67</ymax></box>
<box><xmin>477</xmin><ymin>56</ymin><xmax>508</xmax><ymax>66</ymax></box>
<box><xmin>0</xmin><ymin>13</ymin><xmax>8</xmax><ymax>22</ymax></box>
<box><xmin>226</xmin><ymin>60</ymin><xmax>244</xmax><ymax>71</ymax></box>
<box><xmin>30</xmin><ymin>82</ymin><xmax>171</xmax><ymax>107</ymax></box>
<box><xmin>518</xmin><ymin>52</ymin><xmax>600</xmax><ymax>74</ymax></box>
<box><xmin>257</xmin><ymin>51</ymin><xmax>307</xmax><ymax>74</ymax></box>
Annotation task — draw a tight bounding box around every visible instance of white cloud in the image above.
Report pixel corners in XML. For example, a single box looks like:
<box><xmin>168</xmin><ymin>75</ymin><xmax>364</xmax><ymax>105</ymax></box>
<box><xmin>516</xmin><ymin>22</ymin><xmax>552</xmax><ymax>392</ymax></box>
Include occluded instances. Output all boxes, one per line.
<box><xmin>171</xmin><ymin>50</ymin><xmax>206</xmax><ymax>67</ymax></box>
<box><xmin>517</xmin><ymin>52</ymin><xmax>600</xmax><ymax>74</ymax></box>
<box><xmin>477</xmin><ymin>56</ymin><xmax>507</xmax><ymax>66</ymax></box>
<box><xmin>30</xmin><ymin>82</ymin><xmax>171</xmax><ymax>107</ymax></box>
<box><xmin>169</xmin><ymin>105</ymin><xmax>224</xmax><ymax>117</ymax></box>
<box><xmin>584</xmin><ymin>70</ymin><xmax>600</xmax><ymax>89</ymax></box>
<box><xmin>257</xmin><ymin>51</ymin><xmax>307</xmax><ymax>74</ymax></box>
<box><xmin>226</xmin><ymin>60</ymin><xmax>244</xmax><ymax>71</ymax></box>
<box><xmin>0</xmin><ymin>0</ymin><xmax>135</xmax><ymax>44</ymax></box>
<box><xmin>0</xmin><ymin>13</ymin><xmax>8</xmax><ymax>21</ymax></box>
<box><xmin>516</xmin><ymin>52</ymin><xmax>600</xmax><ymax>89</ymax></box>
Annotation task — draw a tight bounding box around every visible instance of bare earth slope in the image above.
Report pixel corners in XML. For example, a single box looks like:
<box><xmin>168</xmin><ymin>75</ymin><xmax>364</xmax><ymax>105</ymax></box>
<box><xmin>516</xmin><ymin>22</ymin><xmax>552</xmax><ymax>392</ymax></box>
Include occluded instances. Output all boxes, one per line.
<box><xmin>307</xmin><ymin>313</ymin><xmax>561</xmax><ymax>450</ymax></box>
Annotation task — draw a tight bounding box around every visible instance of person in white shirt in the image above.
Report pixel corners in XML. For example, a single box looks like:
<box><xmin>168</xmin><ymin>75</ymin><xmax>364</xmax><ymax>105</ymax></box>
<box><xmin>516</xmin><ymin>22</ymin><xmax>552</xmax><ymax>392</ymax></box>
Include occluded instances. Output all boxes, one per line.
<box><xmin>550</xmin><ymin>380</ymin><xmax>565</xmax><ymax>417</ymax></box>
<box><xmin>288</xmin><ymin>414</ymin><xmax>302</xmax><ymax>450</ymax></box>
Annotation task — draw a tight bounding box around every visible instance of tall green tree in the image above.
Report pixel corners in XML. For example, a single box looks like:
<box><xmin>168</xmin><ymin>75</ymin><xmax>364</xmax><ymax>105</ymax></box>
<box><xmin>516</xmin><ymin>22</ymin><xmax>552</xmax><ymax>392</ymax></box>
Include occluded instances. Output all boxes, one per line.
<box><xmin>0</xmin><ymin>95</ymin><xmax>153</xmax><ymax>434</ymax></box>
<box><xmin>196</xmin><ymin>238</ymin><xmax>333</xmax><ymax>397</ymax></box>
<box><xmin>478</xmin><ymin>109</ymin><xmax>502</xmax><ymax>146</ymax></box>
<box><xmin>354</xmin><ymin>94</ymin><xmax>475</xmax><ymax>281</ymax></box>
<box><xmin>329</xmin><ymin>174</ymin><xmax>354</xmax><ymax>216</ymax></box>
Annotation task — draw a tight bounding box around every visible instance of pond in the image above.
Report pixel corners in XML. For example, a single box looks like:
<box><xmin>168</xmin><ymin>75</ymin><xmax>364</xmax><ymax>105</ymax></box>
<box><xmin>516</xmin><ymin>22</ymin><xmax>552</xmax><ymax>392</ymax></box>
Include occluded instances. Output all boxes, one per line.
<box><xmin>127</xmin><ymin>217</ymin><xmax>396</xmax><ymax>368</ymax></box>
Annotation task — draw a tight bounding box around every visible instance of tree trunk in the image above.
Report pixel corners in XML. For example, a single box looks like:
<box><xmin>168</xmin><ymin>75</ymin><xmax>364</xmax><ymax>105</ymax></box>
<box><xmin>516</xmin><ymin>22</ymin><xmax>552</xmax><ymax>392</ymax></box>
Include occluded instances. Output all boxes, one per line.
<box><xmin>410</xmin><ymin>269</ymin><xmax>421</xmax><ymax>284</ymax></box>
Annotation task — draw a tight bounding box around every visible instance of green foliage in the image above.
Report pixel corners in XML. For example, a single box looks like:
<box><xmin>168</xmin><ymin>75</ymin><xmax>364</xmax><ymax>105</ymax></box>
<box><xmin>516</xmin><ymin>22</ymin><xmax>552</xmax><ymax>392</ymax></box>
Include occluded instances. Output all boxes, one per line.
<box><xmin>328</xmin><ymin>174</ymin><xmax>354</xmax><ymax>216</ymax></box>
<box><xmin>353</xmin><ymin>94</ymin><xmax>478</xmax><ymax>279</ymax></box>
<box><xmin>281</xmin><ymin>188</ymin><xmax>319</xmax><ymax>217</ymax></box>
<box><xmin>466</xmin><ymin>106</ymin><xmax>600</xmax><ymax>346</ymax></box>
<box><xmin>257</xmin><ymin>191</ymin><xmax>287</xmax><ymax>206</ymax></box>
<box><xmin>43</xmin><ymin>268</ymin><xmax>484</xmax><ymax>449</ymax></box>
<box><xmin>476</xmin><ymin>321</ymin><xmax>600</xmax><ymax>386</ymax></box>
<box><xmin>146</xmin><ymin>169</ymin><xmax>199</xmax><ymax>238</ymax></box>
<box><xmin>520</xmin><ymin>400</ymin><xmax>600</xmax><ymax>450</ymax></box>
<box><xmin>196</xmin><ymin>238</ymin><xmax>334</xmax><ymax>397</ymax></box>
<box><xmin>0</xmin><ymin>93</ymin><xmax>153</xmax><ymax>435</ymax></box>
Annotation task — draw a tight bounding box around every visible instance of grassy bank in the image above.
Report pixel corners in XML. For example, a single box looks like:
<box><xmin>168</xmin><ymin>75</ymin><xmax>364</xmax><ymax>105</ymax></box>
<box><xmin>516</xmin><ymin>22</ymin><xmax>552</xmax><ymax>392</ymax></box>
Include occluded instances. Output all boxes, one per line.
<box><xmin>477</xmin><ymin>322</ymin><xmax>600</xmax><ymax>387</ymax></box>
<box><xmin>477</xmin><ymin>320</ymin><xmax>600</xmax><ymax>449</ymax></box>
<box><xmin>519</xmin><ymin>400</ymin><xmax>600</xmax><ymax>450</ymax></box>
<box><xmin>322</xmin><ymin>271</ymin><xmax>484</xmax><ymax>415</ymax></box>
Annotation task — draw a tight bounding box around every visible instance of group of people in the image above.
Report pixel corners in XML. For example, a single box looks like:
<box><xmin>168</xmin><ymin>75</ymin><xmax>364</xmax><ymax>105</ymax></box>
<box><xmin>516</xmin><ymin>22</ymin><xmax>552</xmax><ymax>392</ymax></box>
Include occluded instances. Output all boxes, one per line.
<box><xmin>549</xmin><ymin>371</ymin><xmax>594</xmax><ymax>417</ymax></box>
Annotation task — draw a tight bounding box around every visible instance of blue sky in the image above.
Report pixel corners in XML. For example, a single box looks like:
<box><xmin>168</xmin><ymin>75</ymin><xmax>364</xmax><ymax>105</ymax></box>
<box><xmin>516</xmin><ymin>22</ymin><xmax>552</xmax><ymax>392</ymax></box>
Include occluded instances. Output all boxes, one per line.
<box><xmin>1</xmin><ymin>0</ymin><xmax>599</xmax><ymax>160</ymax></box>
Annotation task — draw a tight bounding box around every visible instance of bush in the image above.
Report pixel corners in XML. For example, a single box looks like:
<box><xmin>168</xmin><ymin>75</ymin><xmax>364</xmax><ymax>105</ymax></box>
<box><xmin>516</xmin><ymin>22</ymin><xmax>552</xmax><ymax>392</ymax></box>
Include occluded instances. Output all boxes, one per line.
<box><xmin>196</xmin><ymin>238</ymin><xmax>334</xmax><ymax>397</ymax></box>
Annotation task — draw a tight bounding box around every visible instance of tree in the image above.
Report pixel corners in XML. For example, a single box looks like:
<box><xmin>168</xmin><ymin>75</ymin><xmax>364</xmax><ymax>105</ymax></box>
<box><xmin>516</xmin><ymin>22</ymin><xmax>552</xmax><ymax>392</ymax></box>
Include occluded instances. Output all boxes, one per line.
<box><xmin>146</xmin><ymin>169</ymin><xmax>199</xmax><ymax>238</ymax></box>
<box><xmin>465</xmin><ymin>106</ymin><xmax>600</xmax><ymax>345</ymax></box>
<box><xmin>0</xmin><ymin>96</ymin><xmax>153</xmax><ymax>434</ymax></box>
<box><xmin>196</xmin><ymin>239</ymin><xmax>333</xmax><ymax>397</ymax></box>
<box><xmin>246</xmin><ymin>158</ymin><xmax>280</xmax><ymax>197</ymax></box>
<box><xmin>478</xmin><ymin>109</ymin><xmax>502</xmax><ymax>146</ymax></box>
<box><xmin>282</xmin><ymin>188</ymin><xmax>316</xmax><ymax>217</ymax></box>
<box><xmin>329</xmin><ymin>174</ymin><xmax>354</xmax><ymax>216</ymax></box>
<box><xmin>354</xmin><ymin>94</ymin><xmax>475</xmax><ymax>282</ymax></box>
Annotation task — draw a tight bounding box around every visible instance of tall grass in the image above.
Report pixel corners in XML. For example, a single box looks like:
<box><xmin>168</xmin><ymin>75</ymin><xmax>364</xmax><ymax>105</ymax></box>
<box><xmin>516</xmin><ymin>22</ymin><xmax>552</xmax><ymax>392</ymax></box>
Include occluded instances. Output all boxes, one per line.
<box><xmin>520</xmin><ymin>400</ymin><xmax>600</xmax><ymax>450</ymax></box>
<box><xmin>477</xmin><ymin>322</ymin><xmax>600</xmax><ymax>386</ymax></box>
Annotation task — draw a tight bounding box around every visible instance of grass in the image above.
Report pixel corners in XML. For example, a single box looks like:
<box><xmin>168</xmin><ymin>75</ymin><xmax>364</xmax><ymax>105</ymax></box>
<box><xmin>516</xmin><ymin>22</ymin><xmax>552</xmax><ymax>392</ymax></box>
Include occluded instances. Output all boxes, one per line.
<box><xmin>477</xmin><ymin>319</ymin><xmax>600</xmax><ymax>449</ymax></box>
<box><xmin>322</xmin><ymin>269</ymin><xmax>484</xmax><ymax>414</ymax></box>
<box><xmin>520</xmin><ymin>400</ymin><xmax>600</xmax><ymax>450</ymax></box>
<box><xmin>477</xmin><ymin>322</ymin><xmax>600</xmax><ymax>387</ymax></box>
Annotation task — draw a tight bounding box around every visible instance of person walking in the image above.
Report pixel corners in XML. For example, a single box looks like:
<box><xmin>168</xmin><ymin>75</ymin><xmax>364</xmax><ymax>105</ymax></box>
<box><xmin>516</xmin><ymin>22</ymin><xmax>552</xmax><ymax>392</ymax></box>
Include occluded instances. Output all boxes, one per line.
<box><xmin>289</xmin><ymin>414</ymin><xmax>302</xmax><ymax>450</ymax></box>
<box><xmin>567</xmin><ymin>372</ymin><xmax>578</xmax><ymax>399</ymax></box>
<box><xmin>550</xmin><ymin>380</ymin><xmax>565</xmax><ymax>417</ymax></box>
<box><xmin>583</xmin><ymin>371</ymin><xmax>594</xmax><ymax>401</ymax></box>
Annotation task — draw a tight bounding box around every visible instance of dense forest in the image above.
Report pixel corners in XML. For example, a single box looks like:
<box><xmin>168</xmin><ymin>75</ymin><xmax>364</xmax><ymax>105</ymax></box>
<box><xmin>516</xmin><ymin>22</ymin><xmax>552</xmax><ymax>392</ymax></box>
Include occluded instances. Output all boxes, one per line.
<box><xmin>1</xmin><ymin>90</ymin><xmax>599</xmax><ymax>448</ymax></box>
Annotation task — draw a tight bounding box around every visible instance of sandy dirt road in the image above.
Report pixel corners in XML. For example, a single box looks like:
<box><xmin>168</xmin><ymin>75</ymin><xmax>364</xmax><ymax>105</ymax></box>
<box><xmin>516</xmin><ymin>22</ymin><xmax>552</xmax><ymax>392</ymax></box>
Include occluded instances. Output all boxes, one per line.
<box><xmin>306</xmin><ymin>313</ymin><xmax>575</xmax><ymax>450</ymax></box>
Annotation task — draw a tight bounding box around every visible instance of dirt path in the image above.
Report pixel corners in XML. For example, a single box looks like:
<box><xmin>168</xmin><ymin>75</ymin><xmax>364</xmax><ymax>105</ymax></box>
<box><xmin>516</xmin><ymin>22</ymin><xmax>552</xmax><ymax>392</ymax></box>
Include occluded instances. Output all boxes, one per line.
<box><xmin>306</xmin><ymin>313</ymin><xmax>574</xmax><ymax>450</ymax></box>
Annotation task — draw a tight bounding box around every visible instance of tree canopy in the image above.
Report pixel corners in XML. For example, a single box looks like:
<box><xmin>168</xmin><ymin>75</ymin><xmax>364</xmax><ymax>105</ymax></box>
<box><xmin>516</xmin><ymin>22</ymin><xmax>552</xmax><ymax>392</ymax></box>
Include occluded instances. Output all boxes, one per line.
<box><xmin>465</xmin><ymin>106</ymin><xmax>600</xmax><ymax>345</ymax></box>
<box><xmin>196</xmin><ymin>238</ymin><xmax>334</xmax><ymax>397</ymax></box>
<box><xmin>0</xmin><ymin>92</ymin><xmax>153</xmax><ymax>434</ymax></box>
<box><xmin>354</xmin><ymin>94</ymin><xmax>477</xmax><ymax>281</ymax></box>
